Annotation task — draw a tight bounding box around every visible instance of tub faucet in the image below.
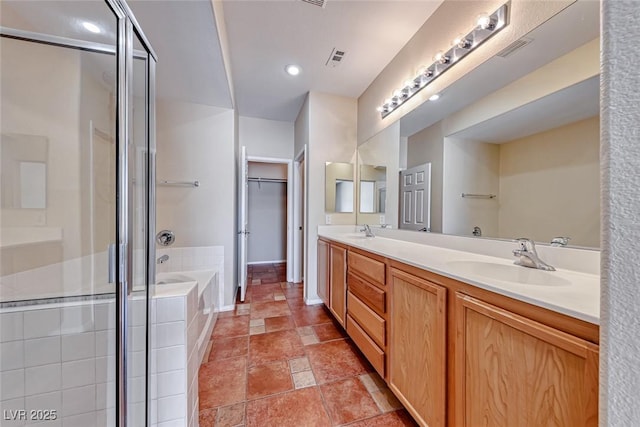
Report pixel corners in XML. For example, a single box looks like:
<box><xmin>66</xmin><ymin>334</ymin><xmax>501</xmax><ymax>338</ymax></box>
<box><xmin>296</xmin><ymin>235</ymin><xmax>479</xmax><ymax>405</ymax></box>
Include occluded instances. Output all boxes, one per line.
<box><xmin>512</xmin><ymin>238</ymin><xmax>555</xmax><ymax>271</ymax></box>
<box><xmin>157</xmin><ymin>254</ymin><xmax>169</xmax><ymax>264</ymax></box>
<box><xmin>360</xmin><ymin>224</ymin><xmax>375</xmax><ymax>237</ymax></box>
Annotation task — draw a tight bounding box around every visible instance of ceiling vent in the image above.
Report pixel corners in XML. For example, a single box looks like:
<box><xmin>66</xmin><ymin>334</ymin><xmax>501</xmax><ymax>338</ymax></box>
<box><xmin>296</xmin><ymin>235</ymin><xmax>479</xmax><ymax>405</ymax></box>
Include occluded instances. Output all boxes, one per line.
<box><xmin>301</xmin><ymin>0</ymin><xmax>326</xmax><ymax>8</ymax></box>
<box><xmin>326</xmin><ymin>48</ymin><xmax>346</xmax><ymax>67</ymax></box>
<box><xmin>496</xmin><ymin>37</ymin><xmax>533</xmax><ymax>58</ymax></box>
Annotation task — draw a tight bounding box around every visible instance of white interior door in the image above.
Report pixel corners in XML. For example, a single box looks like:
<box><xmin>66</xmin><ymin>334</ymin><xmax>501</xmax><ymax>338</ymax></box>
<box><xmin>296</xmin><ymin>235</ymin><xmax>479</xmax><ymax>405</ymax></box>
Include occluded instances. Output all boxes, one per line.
<box><xmin>399</xmin><ymin>163</ymin><xmax>432</xmax><ymax>231</ymax></box>
<box><xmin>238</xmin><ymin>146</ymin><xmax>249</xmax><ymax>301</ymax></box>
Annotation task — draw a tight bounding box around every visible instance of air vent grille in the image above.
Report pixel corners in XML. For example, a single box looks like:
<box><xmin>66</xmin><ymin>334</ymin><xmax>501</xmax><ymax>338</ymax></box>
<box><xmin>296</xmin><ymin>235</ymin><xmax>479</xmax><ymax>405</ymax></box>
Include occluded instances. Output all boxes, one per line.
<box><xmin>326</xmin><ymin>48</ymin><xmax>346</xmax><ymax>67</ymax></box>
<box><xmin>301</xmin><ymin>0</ymin><xmax>326</xmax><ymax>8</ymax></box>
<box><xmin>496</xmin><ymin>37</ymin><xmax>532</xmax><ymax>58</ymax></box>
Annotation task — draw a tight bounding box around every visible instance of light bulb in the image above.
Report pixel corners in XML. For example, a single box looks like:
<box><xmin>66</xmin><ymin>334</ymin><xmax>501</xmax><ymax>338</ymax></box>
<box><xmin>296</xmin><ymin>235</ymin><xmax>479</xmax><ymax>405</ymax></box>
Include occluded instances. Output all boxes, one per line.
<box><xmin>285</xmin><ymin>64</ymin><xmax>301</xmax><ymax>76</ymax></box>
<box><xmin>434</xmin><ymin>51</ymin><xmax>450</xmax><ymax>64</ymax></box>
<box><xmin>376</xmin><ymin>106</ymin><xmax>384</xmax><ymax>113</ymax></box>
<box><xmin>82</xmin><ymin>22</ymin><xmax>101</xmax><ymax>34</ymax></box>
<box><xmin>393</xmin><ymin>89</ymin><xmax>402</xmax><ymax>98</ymax></box>
<box><xmin>454</xmin><ymin>35</ymin><xmax>472</xmax><ymax>49</ymax></box>
<box><xmin>477</xmin><ymin>13</ymin><xmax>492</xmax><ymax>29</ymax></box>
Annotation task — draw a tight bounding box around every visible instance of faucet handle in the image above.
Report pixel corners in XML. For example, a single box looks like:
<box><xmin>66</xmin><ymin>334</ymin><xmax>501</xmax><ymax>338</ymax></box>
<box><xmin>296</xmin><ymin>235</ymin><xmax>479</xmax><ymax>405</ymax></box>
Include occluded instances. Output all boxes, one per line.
<box><xmin>513</xmin><ymin>237</ymin><xmax>535</xmax><ymax>251</ymax></box>
<box><xmin>550</xmin><ymin>236</ymin><xmax>571</xmax><ymax>247</ymax></box>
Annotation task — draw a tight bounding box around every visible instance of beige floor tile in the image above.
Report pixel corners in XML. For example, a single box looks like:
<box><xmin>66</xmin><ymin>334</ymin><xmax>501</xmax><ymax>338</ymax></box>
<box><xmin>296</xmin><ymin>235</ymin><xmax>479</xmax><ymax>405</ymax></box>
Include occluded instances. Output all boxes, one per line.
<box><xmin>289</xmin><ymin>356</ymin><xmax>311</xmax><ymax>374</ymax></box>
<box><xmin>250</xmin><ymin>325</ymin><xmax>266</xmax><ymax>335</ymax></box>
<box><xmin>250</xmin><ymin>318</ymin><xmax>265</xmax><ymax>327</ymax></box>
<box><xmin>371</xmin><ymin>388</ymin><xmax>403</xmax><ymax>412</ymax></box>
<box><xmin>292</xmin><ymin>370</ymin><xmax>317</xmax><ymax>389</ymax></box>
<box><xmin>359</xmin><ymin>372</ymin><xmax>387</xmax><ymax>393</ymax></box>
<box><xmin>301</xmin><ymin>334</ymin><xmax>320</xmax><ymax>345</ymax></box>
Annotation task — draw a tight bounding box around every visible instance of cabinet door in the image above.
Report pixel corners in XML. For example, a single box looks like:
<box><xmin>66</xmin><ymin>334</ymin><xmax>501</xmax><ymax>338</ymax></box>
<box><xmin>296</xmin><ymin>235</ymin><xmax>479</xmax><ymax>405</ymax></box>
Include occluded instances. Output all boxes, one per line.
<box><xmin>329</xmin><ymin>244</ymin><xmax>347</xmax><ymax>326</ymax></box>
<box><xmin>455</xmin><ymin>293</ymin><xmax>599</xmax><ymax>427</ymax></box>
<box><xmin>317</xmin><ymin>240</ymin><xmax>330</xmax><ymax>305</ymax></box>
<box><xmin>389</xmin><ymin>268</ymin><xmax>446</xmax><ymax>427</ymax></box>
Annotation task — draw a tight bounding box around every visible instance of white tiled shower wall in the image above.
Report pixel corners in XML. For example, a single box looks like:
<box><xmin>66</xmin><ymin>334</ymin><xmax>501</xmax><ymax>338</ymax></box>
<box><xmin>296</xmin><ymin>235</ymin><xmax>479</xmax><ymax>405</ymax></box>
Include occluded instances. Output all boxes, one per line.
<box><xmin>0</xmin><ymin>295</ymin><xmax>199</xmax><ymax>427</ymax></box>
<box><xmin>0</xmin><ymin>245</ymin><xmax>223</xmax><ymax>427</ymax></box>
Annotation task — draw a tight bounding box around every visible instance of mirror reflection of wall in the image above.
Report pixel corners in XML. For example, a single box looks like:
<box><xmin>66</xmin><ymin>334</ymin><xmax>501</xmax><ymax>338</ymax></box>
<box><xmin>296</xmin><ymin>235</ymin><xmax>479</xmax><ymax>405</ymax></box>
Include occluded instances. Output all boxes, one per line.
<box><xmin>325</xmin><ymin>162</ymin><xmax>354</xmax><ymax>213</ymax></box>
<box><xmin>359</xmin><ymin>165</ymin><xmax>386</xmax><ymax>214</ymax></box>
<box><xmin>356</xmin><ymin>121</ymin><xmax>400</xmax><ymax>226</ymax></box>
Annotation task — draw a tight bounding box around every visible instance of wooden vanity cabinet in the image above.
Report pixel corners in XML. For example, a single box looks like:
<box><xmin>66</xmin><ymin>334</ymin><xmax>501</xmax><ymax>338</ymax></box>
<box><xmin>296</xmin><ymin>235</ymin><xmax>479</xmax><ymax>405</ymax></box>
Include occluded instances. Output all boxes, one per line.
<box><xmin>318</xmin><ymin>238</ymin><xmax>600</xmax><ymax>427</ymax></box>
<box><xmin>455</xmin><ymin>293</ymin><xmax>599</xmax><ymax>427</ymax></box>
<box><xmin>329</xmin><ymin>242</ymin><xmax>348</xmax><ymax>326</ymax></box>
<box><xmin>317</xmin><ymin>239</ymin><xmax>330</xmax><ymax>305</ymax></box>
<box><xmin>388</xmin><ymin>267</ymin><xmax>447</xmax><ymax>427</ymax></box>
<box><xmin>317</xmin><ymin>239</ymin><xmax>347</xmax><ymax>326</ymax></box>
<box><xmin>345</xmin><ymin>248</ymin><xmax>388</xmax><ymax>378</ymax></box>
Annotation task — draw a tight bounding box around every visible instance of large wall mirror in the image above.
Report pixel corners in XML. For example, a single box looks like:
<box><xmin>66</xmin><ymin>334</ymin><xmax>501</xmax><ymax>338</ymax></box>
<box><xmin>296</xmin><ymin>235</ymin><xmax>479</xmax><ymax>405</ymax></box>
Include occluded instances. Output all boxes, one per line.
<box><xmin>357</xmin><ymin>0</ymin><xmax>600</xmax><ymax>249</ymax></box>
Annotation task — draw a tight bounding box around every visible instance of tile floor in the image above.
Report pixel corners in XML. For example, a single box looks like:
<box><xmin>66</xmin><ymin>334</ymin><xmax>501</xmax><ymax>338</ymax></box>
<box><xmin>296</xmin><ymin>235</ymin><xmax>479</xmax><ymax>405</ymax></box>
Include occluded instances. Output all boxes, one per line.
<box><xmin>198</xmin><ymin>263</ymin><xmax>418</xmax><ymax>427</ymax></box>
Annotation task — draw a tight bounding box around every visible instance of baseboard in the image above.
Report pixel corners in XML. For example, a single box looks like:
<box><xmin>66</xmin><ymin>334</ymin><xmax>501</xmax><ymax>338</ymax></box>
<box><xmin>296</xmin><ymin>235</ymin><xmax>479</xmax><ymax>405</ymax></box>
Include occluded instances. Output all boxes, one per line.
<box><xmin>217</xmin><ymin>304</ymin><xmax>236</xmax><ymax>312</ymax></box>
<box><xmin>247</xmin><ymin>260</ymin><xmax>286</xmax><ymax>265</ymax></box>
<box><xmin>305</xmin><ymin>298</ymin><xmax>323</xmax><ymax>305</ymax></box>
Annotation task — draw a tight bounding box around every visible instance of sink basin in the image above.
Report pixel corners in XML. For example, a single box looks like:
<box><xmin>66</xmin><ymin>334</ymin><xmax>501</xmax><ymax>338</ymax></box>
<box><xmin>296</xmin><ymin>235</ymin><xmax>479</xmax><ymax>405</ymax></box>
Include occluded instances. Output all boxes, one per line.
<box><xmin>343</xmin><ymin>233</ymin><xmax>372</xmax><ymax>240</ymax></box>
<box><xmin>447</xmin><ymin>261</ymin><xmax>571</xmax><ymax>287</ymax></box>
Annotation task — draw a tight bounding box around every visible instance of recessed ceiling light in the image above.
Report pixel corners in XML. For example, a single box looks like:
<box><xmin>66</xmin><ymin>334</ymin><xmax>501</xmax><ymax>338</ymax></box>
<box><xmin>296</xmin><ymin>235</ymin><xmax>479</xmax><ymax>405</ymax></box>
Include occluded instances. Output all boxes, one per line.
<box><xmin>429</xmin><ymin>94</ymin><xmax>440</xmax><ymax>101</ymax></box>
<box><xmin>285</xmin><ymin>64</ymin><xmax>301</xmax><ymax>76</ymax></box>
<box><xmin>82</xmin><ymin>22</ymin><xmax>101</xmax><ymax>34</ymax></box>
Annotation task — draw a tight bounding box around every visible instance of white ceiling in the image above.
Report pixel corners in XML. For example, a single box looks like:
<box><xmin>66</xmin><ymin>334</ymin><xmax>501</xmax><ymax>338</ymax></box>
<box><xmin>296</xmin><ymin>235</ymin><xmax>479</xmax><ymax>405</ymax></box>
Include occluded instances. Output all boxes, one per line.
<box><xmin>221</xmin><ymin>0</ymin><xmax>444</xmax><ymax>121</ymax></box>
<box><xmin>449</xmin><ymin>76</ymin><xmax>599</xmax><ymax>143</ymax></box>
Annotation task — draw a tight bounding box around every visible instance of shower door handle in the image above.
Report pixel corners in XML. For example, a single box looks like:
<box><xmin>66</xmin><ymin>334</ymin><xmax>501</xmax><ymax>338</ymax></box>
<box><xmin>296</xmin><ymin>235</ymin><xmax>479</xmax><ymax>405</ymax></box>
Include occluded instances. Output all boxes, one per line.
<box><xmin>108</xmin><ymin>243</ymin><xmax>116</xmax><ymax>283</ymax></box>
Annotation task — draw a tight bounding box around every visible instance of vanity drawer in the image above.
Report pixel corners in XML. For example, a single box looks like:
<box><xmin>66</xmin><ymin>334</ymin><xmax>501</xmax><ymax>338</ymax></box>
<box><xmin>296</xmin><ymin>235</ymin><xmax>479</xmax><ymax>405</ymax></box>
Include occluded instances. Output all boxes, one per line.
<box><xmin>348</xmin><ymin>272</ymin><xmax>386</xmax><ymax>315</ymax></box>
<box><xmin>348</xmin><ymin>251</ymin><xmax>386</xmax><ymax>287</ymax></box>
<box><xmin>346</xmin><ymin>314</ymin><xmax>385</xmax><ymax>378</ymax></box>
<box><xmin>347</xmin><ymin>291</ymin><xmax>386</xmax><ymax>347</ymax></box>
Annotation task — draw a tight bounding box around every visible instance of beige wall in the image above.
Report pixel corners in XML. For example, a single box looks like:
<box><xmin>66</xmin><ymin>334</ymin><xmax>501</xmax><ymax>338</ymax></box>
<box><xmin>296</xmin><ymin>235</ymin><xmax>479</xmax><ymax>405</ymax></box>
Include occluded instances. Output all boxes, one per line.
<box><xmin>407</xmin><ymin>122</ymin><xmax>444</xmax><ymax>232</ymax></box>
<box><xmin>442</xmin><ymin>138</ymin><xmax>500</xmax><ymax>237</ymax></box>
<box><xmin>156</xmin><ymin>100</ymin><xmax>237</xmax><ymax>305</ymax></box>
<box><xmin>297</xmin><ymin>92</ymin><xmax>357</xmax><ymax>301</ymax></box>
<box><xmin>498</xmin><ymin>116</ymin><xmax>600</xmax><ymax>247</ymax></box>
<box><xmin>357</xmin><ymin>0</ymin><xmax>572</xmax><ymax>143</ymax></box>
<box><xmin>239</xmin><ymin>116</ymin><xmax>294</xmax><ymax>159</ymax></box>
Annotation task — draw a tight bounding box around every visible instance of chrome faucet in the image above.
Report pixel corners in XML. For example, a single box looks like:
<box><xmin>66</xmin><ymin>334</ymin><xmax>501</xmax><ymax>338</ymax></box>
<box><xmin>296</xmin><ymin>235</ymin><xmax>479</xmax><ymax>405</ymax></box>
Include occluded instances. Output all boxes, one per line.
<box><xmin>157</xmin><ymin>254</ymin><xmax>169</xmax><ymax>264</ymax></box>
<box><xmin>360</xmin><ymin>224</ymin><xmax>375</xmax><ymax>237</ymax></box>
<box><xmin>512</xmin><ymin>238</ymin><xmax>555</xmax><ymax>271</ymax></box>
<box><xmin>550</xmin><ymin>236</ymin><xmax>571</xmax><ymax>247</ymax></box>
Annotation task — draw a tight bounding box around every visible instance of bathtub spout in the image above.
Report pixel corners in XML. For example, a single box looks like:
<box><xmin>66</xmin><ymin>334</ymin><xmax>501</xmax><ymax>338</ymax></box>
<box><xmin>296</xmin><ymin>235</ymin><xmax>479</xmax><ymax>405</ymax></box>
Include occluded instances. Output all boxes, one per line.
<box><xmin>157</xmin><ymin>254</ymin><xmax>169</xmax><ymax>264</ymax></box>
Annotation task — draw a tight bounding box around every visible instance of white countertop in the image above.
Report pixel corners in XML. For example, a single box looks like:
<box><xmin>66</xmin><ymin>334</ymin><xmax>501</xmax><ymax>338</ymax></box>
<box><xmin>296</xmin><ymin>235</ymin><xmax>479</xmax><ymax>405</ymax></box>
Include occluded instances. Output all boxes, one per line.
<box><xmin>318</xmin><ymin>228</ymin><xmax>600</xmax><ymax>325</ymax></box>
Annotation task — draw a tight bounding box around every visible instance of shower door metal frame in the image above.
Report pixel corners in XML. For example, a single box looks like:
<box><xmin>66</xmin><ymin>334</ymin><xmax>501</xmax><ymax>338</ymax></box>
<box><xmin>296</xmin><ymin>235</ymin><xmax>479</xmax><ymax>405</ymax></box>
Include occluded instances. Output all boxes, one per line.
<box><xmin>107</xmin><ymin>0</ymin><xmax>157</xmax><ymax>425</ymax></box>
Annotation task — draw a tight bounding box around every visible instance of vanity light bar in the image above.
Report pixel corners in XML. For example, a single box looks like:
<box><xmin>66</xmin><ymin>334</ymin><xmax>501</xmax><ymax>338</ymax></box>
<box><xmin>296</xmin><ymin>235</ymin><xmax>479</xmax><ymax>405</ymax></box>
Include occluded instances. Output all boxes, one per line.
<box><xmin>377</xmin><ymin>3</ymin><xmax>510</xmax><ymax>118</ymax></box>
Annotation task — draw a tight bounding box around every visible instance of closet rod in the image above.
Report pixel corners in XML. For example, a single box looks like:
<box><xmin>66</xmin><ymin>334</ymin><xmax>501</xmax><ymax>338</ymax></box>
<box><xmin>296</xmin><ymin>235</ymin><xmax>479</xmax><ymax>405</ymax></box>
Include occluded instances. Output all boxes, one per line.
<box><xmin>248</xmin><ymin>177</ymin><xmax>287</xmax><ymax>183</ymax></box>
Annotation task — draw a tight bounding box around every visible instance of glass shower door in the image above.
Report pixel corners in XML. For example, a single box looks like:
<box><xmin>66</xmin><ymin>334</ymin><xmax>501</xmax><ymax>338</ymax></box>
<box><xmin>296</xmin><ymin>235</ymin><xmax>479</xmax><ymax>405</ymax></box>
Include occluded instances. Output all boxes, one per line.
<box><xmin>0</xmin><ymin>0</ymin><xmax>156</xmax><ymax>425</ymax></box>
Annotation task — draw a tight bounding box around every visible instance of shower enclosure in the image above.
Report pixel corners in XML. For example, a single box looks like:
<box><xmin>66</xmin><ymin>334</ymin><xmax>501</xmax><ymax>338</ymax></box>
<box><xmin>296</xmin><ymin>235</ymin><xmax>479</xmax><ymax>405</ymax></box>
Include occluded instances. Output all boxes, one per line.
<box><xmin>1</xmin><ymin>0</ymin><xmax>156</xmax><ymax>425</ymax></box>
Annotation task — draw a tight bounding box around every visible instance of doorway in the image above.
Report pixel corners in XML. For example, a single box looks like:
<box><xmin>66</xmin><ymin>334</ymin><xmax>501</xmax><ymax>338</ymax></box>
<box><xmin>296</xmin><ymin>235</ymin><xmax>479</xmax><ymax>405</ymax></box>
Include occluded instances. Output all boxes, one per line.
<box><xmin>247</xmin><ymin>162</ymin><xmax>288</xmax><ymax>266</ymax></box>
<box><xmin>240</xmin><ymin>155</ymin><xmax>294</xmax><ymax>289</ymax></box>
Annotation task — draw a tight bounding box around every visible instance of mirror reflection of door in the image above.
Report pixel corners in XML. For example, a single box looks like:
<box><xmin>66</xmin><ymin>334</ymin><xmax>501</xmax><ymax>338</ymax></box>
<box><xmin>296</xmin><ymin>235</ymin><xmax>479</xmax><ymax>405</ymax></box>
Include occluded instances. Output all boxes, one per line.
<box><xmin>335</xmin><ymin>180</ymin><xmax>354</xmax><ymax>213</ymax></box>
<box><xmin>400</xmin><ymin>163</ymin><xmax>431</xmax><ymax>231</ymax></box>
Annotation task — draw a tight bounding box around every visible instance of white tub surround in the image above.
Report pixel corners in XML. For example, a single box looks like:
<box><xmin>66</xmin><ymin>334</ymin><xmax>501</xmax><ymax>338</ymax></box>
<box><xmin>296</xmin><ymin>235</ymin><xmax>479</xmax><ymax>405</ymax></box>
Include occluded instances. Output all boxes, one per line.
<box><xmin>318</xmin><ymin>225</ymin><xmax>599</xmax><ymax>324</ymax></box>
<box><xmin>153</xmin><ymin>269</ymin><xmax>219</xmax><ymax>427</ymax></box>
<box><xmin>155</xmin><ymin>246</ymin><xmax>226</xmax><ymax>311</ymax></box>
